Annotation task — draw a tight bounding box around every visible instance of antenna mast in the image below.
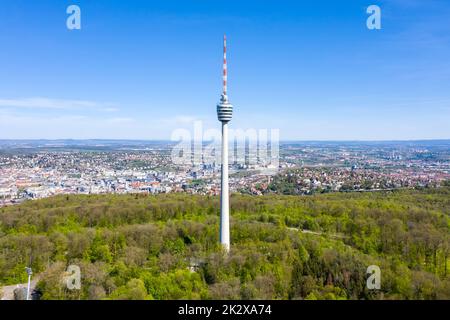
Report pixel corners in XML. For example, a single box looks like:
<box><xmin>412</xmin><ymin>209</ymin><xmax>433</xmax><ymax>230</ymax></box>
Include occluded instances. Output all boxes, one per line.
<box><xmin>223</xmin><ymin>34</ymin><xmax>227</xmax><ymax>96</ymax></box>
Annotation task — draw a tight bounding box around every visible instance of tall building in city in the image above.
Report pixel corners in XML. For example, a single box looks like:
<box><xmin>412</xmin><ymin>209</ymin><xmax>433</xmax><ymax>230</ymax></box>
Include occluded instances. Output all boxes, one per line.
<box><xmin>217</xmin><ymin>35</ymin><xmax>233</xmax><ymax>252</ymax></box>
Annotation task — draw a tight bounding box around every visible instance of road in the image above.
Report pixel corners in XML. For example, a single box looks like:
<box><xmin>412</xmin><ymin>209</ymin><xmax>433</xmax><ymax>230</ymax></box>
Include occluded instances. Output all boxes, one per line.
<box><xmin>1</xmin><ymin>280</ymin><xmax>37</xmax><ymax>300</ymax></box>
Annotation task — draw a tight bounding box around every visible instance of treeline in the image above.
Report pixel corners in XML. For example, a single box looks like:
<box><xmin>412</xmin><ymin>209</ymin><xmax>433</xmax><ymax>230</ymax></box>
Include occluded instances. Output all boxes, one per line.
<box><xmin>0</xmin><ymin>189</ymin><xmax>449</xmax><ymax>299</ymax></box>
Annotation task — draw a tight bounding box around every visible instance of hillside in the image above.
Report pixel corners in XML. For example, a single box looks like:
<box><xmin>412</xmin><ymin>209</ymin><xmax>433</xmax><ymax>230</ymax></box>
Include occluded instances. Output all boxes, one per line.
<box><xmin>0</xmin><ymin>188</ymin><xmax>449</xmax><ymax>300</ymax></box>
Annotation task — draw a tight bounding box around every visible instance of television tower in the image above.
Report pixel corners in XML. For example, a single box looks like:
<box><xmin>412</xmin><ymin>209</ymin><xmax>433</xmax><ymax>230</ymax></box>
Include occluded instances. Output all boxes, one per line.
<box><xmin>217</xmin><ymin>34</ymin><xmax>233</xmax><ymax>252</ymax></box>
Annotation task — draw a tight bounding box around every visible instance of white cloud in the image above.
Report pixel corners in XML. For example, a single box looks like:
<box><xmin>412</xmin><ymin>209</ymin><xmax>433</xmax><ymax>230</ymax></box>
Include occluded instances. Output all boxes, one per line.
<box><xmin>102</xmin><ymin>107</ymin><xmax>120</xmax><ymax>112</ymax></box>
<box><xmin>161</xmin><ymin>115</ymin><xmax>217</xmax><ymax>127</ymax></box>
<box><xmin>0</xmin><ymin>112</ymin><xmax>175</xmax><ymax>139</ymax></box>
<box><xmin>171</xmin><ymin>116</ymin><xmax>198</xmax><ymax>124</ymax></box>
<box><xmin>104</xmin><ymin>117</ymin><xmax>135</xmax><ymax>124</ymax></box>
<box><xmin>0</xmin><ymin>97</ymin><xmax>118</xmax><ymax>111</ymax></box>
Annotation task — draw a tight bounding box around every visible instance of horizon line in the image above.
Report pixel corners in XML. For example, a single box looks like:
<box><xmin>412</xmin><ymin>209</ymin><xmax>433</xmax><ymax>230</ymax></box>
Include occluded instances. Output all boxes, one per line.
<box><xmin>1</xmin><ymin>138</ymin><xmax>450</xmax><ymax>143</ymax></box>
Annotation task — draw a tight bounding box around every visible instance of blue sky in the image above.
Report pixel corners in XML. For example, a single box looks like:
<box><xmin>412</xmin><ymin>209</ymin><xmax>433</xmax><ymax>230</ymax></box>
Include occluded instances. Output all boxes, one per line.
<box><xmin>0</xmin><ymin>0</ymin><xmax>449</xmax><ymax>140</ymax></box>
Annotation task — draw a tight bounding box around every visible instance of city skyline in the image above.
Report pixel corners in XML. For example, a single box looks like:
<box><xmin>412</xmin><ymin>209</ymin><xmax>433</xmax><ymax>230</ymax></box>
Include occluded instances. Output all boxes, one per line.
<box><xmin>1</xmin><ymin>0</ymin><xmax>450</xmax><ymax>140</ymax></box>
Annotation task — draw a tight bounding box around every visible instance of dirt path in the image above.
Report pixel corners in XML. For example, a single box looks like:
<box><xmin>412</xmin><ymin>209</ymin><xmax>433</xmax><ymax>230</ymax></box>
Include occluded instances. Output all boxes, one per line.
<box><xmin>287</xmin><ymin>227</ymin><xmax>346</xmax><ymax>239</ymax></box>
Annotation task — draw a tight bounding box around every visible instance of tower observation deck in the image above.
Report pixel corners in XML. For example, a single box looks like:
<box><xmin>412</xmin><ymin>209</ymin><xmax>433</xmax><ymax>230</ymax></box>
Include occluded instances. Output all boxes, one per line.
<box><xmin>217</xmin><ymin>35</ymin><xmax>233</xmax><ymax>122</ymax></box>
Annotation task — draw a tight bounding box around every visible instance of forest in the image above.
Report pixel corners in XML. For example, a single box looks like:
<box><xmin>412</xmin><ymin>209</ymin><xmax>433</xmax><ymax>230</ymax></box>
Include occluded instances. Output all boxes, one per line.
<box><xmin>0</xmin><ymin>187</ymin><xmax>449</xmax><ymax>300</ymax></box>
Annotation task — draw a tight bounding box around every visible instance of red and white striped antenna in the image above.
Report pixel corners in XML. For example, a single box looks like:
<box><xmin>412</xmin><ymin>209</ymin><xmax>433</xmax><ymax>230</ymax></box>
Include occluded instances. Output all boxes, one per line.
<box><xmin>223</xmin><ymin>34</ymin><xmax>227</xmax><ymax>96</ymax></box>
